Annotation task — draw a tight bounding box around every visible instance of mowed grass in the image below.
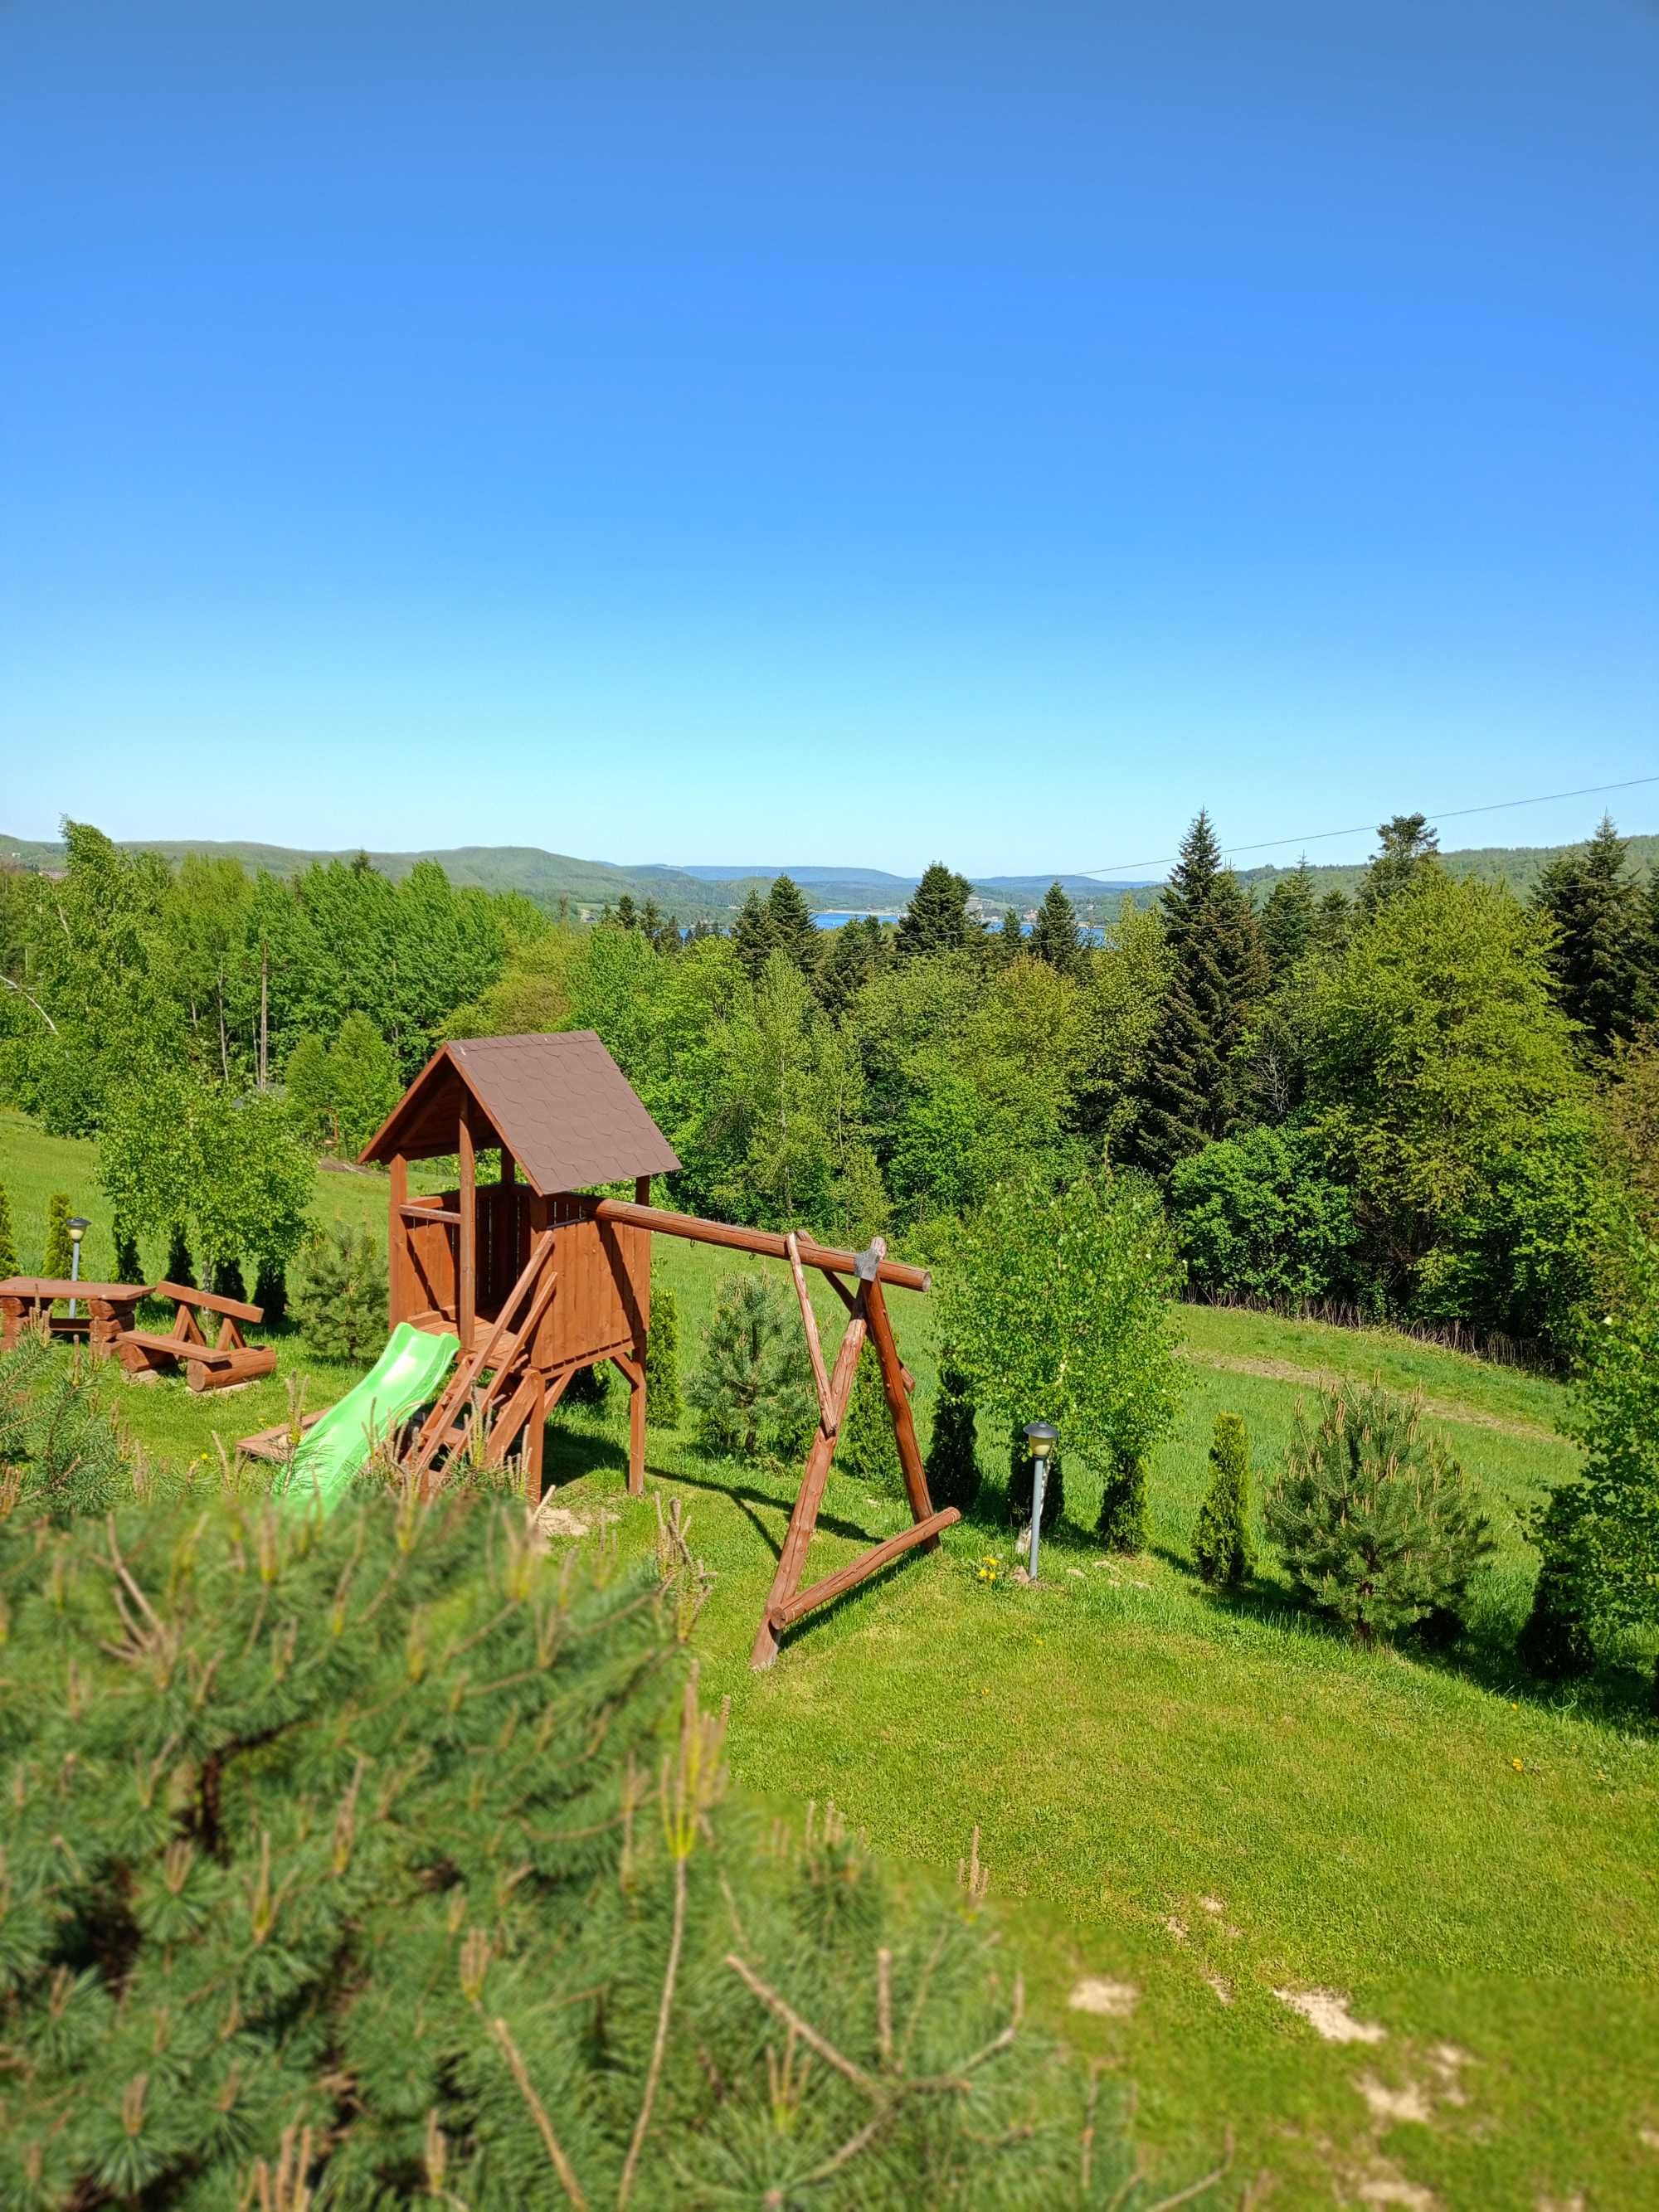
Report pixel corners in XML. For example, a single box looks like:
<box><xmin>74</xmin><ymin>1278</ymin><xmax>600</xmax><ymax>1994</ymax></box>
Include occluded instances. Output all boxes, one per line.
<box><xmin>4</xmin><ymin>1110</ymin><xmax>1658</xmax><ymax>2206</ymax></box>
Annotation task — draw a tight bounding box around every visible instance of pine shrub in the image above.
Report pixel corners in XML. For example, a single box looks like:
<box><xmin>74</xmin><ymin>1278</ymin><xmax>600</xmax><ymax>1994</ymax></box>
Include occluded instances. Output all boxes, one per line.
<box><xmin>925</xmin><ymin>1364</ymin><xmax>981</xmax><ymax>1516</ymax></box>
<box><xmin>1193</xmin><ymin>1412</ymin><xmax>1255</xmax><ymax>1587</ymax></box>
<box><xmin>0</xmin><ymin>1331</ymin><xmax>139</xmax><ymax>1520</ymax></box>
<box><xmin>645</xmin><ymin>1277</ymin><xmax>684</xmax><ymax>1427</ymax></box>
<box><xmin>252</xmin><ymin>1257</ymin><xmax>289</xmax><ymax>1326</ymax></box>
<box><xmin>0</xmin><ymin>1180</ymin><xmax>17</xmax><ymax>1280</ymax></box>
<box><xmin>42</xmin><ymin>1190</ymin><xmax>72</xmax><ymax>1280</ymax></box>
<box><xmin>1096</xmin><ymin>1448</ymin><xmax>1148</xmax><ymax>1553</ymax></box>
<box><xmin>563</xmin><ymin>1359</ymin><xmax>612</xmax><ymax>1407</ymax></box>
<box><xmin>0</xmin><ymin>1488</ymin><xmax>1137</xmax><ymax>2206</ymax></box>
<box><xmin>1006</xmin><ymin>1422</ymin><xmax>1065</xmax><ymax>1535</ymax></box>
<box><xmin>1266</xmin><ymin>1380</ymin><xmax>1491</xmax><ymax>1642</ymax></box>
<box><xmin>838</xmin><ymin>1354</ymin><xmax>901</xmax><ymax>1489</ymax></box>
<box><xmin>113</xmin><ymin>1223</ymin><xmax>142</xmax><ymax>1285</ymax></box>
<box><xmin>289</xmin><ymin>1222</ymin><xmax>388</xmax><ymax>1363</ymax></box>
<box><xmin>688</xmin><ymin>1273</ymin><xmax>813</xmax><ymax>1459</ymax></box>
<box><xmin>164</xmin><ymin>1222</ymin><xmax>197</xmax><ymax>1290</ymax></box>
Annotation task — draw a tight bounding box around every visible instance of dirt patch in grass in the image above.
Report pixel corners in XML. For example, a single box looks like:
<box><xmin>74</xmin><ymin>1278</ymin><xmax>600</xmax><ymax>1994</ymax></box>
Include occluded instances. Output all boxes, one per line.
<box><xmin>1273</xmin><ymin>1987</ymin><xmax>1387</xmax><ymax>2044</ymax></box>
<box><xmin>1187</xmin><ymin>1349</ymin><xmax>1559</xmax><ymax>1444</ymax></box>
<box><xmin>1068</xmin><ymin>1977</ymin><xmax>1139</xmax><ymax>2018</ymax></box>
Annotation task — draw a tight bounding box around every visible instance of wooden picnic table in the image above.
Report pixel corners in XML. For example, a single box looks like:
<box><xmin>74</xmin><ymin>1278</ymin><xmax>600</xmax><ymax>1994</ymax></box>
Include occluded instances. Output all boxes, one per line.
<box><xmin>0</xmin><ymin>1276</ymin><xmax>152</xmax><ymax>1357</ymax></box>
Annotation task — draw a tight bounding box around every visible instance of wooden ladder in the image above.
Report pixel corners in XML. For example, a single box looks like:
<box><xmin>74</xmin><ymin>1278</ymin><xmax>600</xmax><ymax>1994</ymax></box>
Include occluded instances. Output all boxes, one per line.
<box><xmin>401</xmin><ymin>1228</ymin><xmax>558</xmax><ymax>1491</ymax></box>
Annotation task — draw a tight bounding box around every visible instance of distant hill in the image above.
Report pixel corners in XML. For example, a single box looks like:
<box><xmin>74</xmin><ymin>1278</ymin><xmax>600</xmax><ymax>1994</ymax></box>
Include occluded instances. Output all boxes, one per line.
<box><xmin>4</xmin><ymin>828</ymin><xmax>1655</xmax><ymax>924</ymax></box>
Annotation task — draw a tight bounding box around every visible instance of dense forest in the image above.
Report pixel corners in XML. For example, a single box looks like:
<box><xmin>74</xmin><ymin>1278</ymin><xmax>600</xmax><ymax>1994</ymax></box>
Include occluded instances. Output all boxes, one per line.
<box><xmin>3</xmin><ymin>810</ymin><xmax>1658</xmax><ymax>1372</ymax></box>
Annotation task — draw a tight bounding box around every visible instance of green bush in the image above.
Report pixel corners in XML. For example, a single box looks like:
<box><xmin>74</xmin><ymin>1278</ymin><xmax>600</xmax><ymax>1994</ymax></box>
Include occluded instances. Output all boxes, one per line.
<box><xmin>688</xmin><ymin>1273</ymin><xmax>813</xmax><ymax>1459</ymax></box>
<box><xmin>1096</xmin><ymin>1449</ymin><xmax>1148</xmax><ymax>1553</ymax></box>
<box><xmin>0</xmin><ymin>1180</ymin><xmax>17</xmax><ymax>1280</ymax></box>
<box><xmin>289</xmin><ymin>1222</ymin><xmax>388</xmax><ymax>1363</ymax></box>
<box><xmin>211</xmin><ymin>1253</ymin><xmax>248</xmax><ymax>1304</ymax></box>
<box><xmin>42</xmin><ymin>1190</ymin><xmax>72</xmax><ymax>1280</ymax></box>
<box><xmin>645</xmin><ymin>1277</ymin><xmax>683</xmax><ymax>1427</ymax></box>
<box><xmin>1193</xmin><ymin>1412</ymin><xmax>1255</xmax><ymax>1587</ymax></box>
<box><xmin>0</xmin><ymin>1488</ymin><xmax>1138</xmax><ymax>2207</ymax></box>
<box><xmin>838</xmin><ymin>1354</ymin><xmax>901</xmax><ymax>1489</ymax></box>
<box><xmin>113</xmin><ymin>1224</ymin><xmax>142</xmax><ymax>1285</ymax></box>
<box><xmin>925</xmin><ymin>1364</ymin><xmax>980</xmax><ymax>1517</ymax></box>
<box><xmin>252</xmin><ymin>1257</ymin><xmax>288</xmax><ymax>1327</ymax></box>
<box><xmin>0</xmin><ymin>1331</ymin><xmax>140</xmax><ymax>1521</ymax></box>
<box><xmin>563</xmin><ymin>1359</ymin><xmax>612</xmax><ymax>1407</ymax></box>
<box><xmin>1266</xmin><ymin>1381</ymin><xmax>1492</xmax><ymax>1642</ymax></box>
<box><xmin>1170</xmin><ymin>1124</ymin><xmax>1355</xmax><ymax>1306</ymax></box>
<box><xmin>164</xmin><ymin>1222</ymin><xmax>196</xmax><ymax>1289</ymax></box>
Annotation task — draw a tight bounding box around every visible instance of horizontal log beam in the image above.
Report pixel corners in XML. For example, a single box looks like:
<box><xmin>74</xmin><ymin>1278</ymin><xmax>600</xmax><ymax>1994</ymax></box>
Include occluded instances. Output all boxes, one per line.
<box><xmin>774</xmin><ymin>1508</ymin><xmax>961</xmax><ymax>1628</ymax></box>
<box><xmin>590</xmin><ymin>1199</ymin><xmax>930</xmax><ymax>1293</ymax></box>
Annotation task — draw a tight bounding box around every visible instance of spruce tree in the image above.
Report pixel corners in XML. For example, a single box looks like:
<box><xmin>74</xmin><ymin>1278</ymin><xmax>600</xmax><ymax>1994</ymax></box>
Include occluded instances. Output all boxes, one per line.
<box><xmin>815</xmin><ymin>915</ymin><xmax>883</xmax><ymax>1017</ymax></box>
<box><xmin>1356</xmin><ymin>812</ymin><xmax>1440</xmax><ymax>919</ymax></box>
<box><xmin>289</xmin><ymin>1223</ymin><xmax>388</xmax><ymax>1362</ymax></box>
<box><xmin>732</xmin><ymin>889</ymin><xmax>774</xmax><ymax>982</ymax></box>
<box><xmin>42</xmin><ymin>1192</ymin><xmax>73</xmax><ymax>1281</ymax></box>
<box><xmin>615</xmin><ymin>892</ymin><xmax>640</xmax><ymax>931</ymax></box>
<box><xmin>1028</xmin><ymin>881</ymin><xmax>1082</xmax><ymax>975</ymax></box>
<box><xmin>210</xmin><ymin>1253</ymin><xmax>248</xmax><ymax>1303</ymax></box>
<box><xmin>563</xmin><ymin>1359</ymin><xmax>612</xmax><ymax>1406</ymax></box>
<box><xmin>838</xmin><ymin>1354</ymin><xmax>902</xmax><ymax>1490</ymax></box>
<box><xmin>0</xmin><ymin>1181</ymin><xmax>17</xmax><ymax>1281</ymax></box>
<box><xmin>895</xmin><ymin>863</ymin><xmax>972</xmax><ymax>960</ymax></box>
<box><xmin>1312</xmin><ymin>887</ymin><xmax>1351</xmax><ymax>957</ymax></box>
<box><xmin>1097</xmin><ymin>1448</ymin><xmax>1148</xmax><ymax>1553</ymax></box>
<box><xmin>998</xmin><ymin>907</ymin><xmax>1024</xmax><ymax>960</ymax></box>
<box><xmin>1531</xmin><ymin>816</ymin><xmax>1646</xmax><ymax>1056</ymax></box>
<box><xmin>645</xmin><ymin>1277</ymin><xmax>684</xmax><ymax>1427</ymax></box>
<box><xmin>925</xmin><ymin>1364</ymin><xmax>980</xmax><ymax>1516</ymax></box>
<box><xmin>113</xmin><ymin>1224</ymin><xmax>143</xmax><ymax>1284</ymax></box>
<box><xmin>164</xmin><ymin>1222</ymin><xmax>197</xmax><ymax>1290</ymax></box>
<box><xmin>765</xmin><ymin>873</ymin><xmax>820</xmax><ymax>976</ymax></box>
<box><xmin>1515</xmin><ymin>1484</ymin><xmax>1597</xmax><ymax>1679</ymax></box>
<box><xmin>1259</xmin><ymin>863</ymin><xmax>1316</xmax><ymax>981</ymax></box>
<box><xmin>1193</xmin><ymin>1412</ymin><xmax>1255</xmax><ymax>1586</ymax></box>
<box><xmin>1132</xmin><ymin>813</ymin><xmax>1268</xmax><ymax>1176</ymax></box>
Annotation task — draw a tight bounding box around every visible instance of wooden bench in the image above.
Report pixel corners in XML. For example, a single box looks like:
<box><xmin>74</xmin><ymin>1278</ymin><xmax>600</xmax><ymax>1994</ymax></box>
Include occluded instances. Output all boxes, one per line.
<box><xmin>117</xmin><ymin>1281</ymin><xmax>277</xmax><ymax>1393</ymax></box>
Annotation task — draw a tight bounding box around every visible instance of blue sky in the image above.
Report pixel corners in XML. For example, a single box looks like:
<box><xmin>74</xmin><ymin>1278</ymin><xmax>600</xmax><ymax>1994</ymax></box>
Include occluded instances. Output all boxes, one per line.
<box><xmin>3</xmin><ymin>0</ymin><xmax>1654</xmax><ymax>877</ymax></box>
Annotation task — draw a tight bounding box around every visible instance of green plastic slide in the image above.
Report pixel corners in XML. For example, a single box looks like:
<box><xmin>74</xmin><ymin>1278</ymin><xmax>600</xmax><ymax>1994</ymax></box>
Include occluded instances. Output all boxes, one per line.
<box><xmin>279</xmin><ymin>1322</ymin><xmax>460</xmax><ymax>1513</ymax></box>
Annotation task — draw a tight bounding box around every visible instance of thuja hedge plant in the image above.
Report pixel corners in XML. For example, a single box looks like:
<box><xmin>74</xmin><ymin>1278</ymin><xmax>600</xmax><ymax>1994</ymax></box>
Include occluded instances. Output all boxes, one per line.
<box><xmin>0</xmin><ymin>1475</ymin><xmax>1160</xmax><ymax>2208</ymax></box>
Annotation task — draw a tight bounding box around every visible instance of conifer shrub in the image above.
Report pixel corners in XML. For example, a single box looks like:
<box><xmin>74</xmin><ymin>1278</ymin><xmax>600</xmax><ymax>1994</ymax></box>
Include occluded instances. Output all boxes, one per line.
<box><xmin>688</xmin><ymin>1273</ymin><xmax>813</xmax><ymax>1459</ymax></box>
<box><xmin>1265</xmin><ymin>1380</ymin><xmax>1491</xmax><ymax>1643</ymax></box>
<box><xmin>1193</xmin><ymin>1412</ymin><xmax>1255</xmax><ymax>1587</ymax></box>
<box><xmin>563</xmin><ymin>1358</ymin><xmax>612</xmax><ymax>1407</ymax></box>
<box><xmin>0</xmin><ymin>1330</ymin><xmax>142</xmax><ymax>1520</ymax></box>
<box><xmin>1005</xmin><ymin>1422</ymin><xmax>1065</xmax><ymax>1534</ymax></box>
<box><xmin>1096</xmin><ymin>1449</ymin><xmax>1148</xmax><ymax>1553</ymax></box>
<box><xmin>838</xmin><ymin>1354</ymin><xmax>902</xmax><ymax>1490</ymax></box>
<box><xmin>925</xmin><ymin>1363</ymin><xmax>981</xmax><ymax>1516</ymax></box>
<box><xmin>0</xmin><ymin>1485</ymin><xmax>1137</xmax><ymax>2207</ymax></box>
<box><xmin>289</xmin><ymin>1222</ymin><xmax>388</xmax><ymax>1363</ymax></box>
<box><xmin>211</xmin><ymin>1253</ymin><xmax>248</xmax><ymax>1304</ymax></box>
<box><xmin>0</xmin><ymin>1180</ymin><xmax>17</xmax><ymax>1280</ymax></box>
<box><xmin>42</xmin><ymin>1190</ymin><xmax>73</xmax><ymax>1280</ymax></box>
<box><xmin>113</xmin><ymin>1224</ymin><xmax>142</xmax><ymax>1285</ymax></box>
<box><xmin>644</xmin><ymin>1277</ymin><xmax>683</xmax><ymax>1427</ymax></box>
<box><xmin>164</xmin><ymin>1222</ymin><xmax>197</xmax><ymax>1290</ymax></box>
<box><xmin>252</xmin><ymin>1257</ymin><xmax>289</xmax><ymax>1326</ymax></box>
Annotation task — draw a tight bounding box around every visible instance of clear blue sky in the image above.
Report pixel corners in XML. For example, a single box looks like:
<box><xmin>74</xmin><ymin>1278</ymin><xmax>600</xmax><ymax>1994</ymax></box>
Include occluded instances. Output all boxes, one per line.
<box><xmin>3</xmin><ymin>1</ymin><xmax>1654</xmax><ymax>877</ymax></box>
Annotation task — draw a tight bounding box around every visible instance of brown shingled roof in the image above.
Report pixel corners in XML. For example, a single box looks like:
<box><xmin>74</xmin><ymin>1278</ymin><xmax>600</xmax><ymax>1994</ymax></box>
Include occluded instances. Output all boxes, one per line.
<box><xmin>359</xmin><ymin>1032</ymin><xmax>681</xmax><ymax>1195</ymax></box>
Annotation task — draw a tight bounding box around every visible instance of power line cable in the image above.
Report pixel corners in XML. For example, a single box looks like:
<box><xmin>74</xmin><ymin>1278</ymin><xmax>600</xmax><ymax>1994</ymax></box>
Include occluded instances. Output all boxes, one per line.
<box><xmin>1080</xmin><ymin>772</ymin><xmax>1659</xmax><ymax>880</ymax></box>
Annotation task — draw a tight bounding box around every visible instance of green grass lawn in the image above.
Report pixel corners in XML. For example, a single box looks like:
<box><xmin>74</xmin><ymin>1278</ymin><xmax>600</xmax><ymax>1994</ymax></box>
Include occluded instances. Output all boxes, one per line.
<box><xmin>4</xmin><ymin>1109</ymin><xmax>1657</xmax><ymax>2207</ymax></box>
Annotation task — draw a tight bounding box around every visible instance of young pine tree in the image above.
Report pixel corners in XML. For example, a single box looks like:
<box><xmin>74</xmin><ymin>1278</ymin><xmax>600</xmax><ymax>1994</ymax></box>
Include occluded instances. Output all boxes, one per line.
<box><xmin>925</xmin><ymin>1364</ymin><xmax>981</xmax><ymax>1516</ymax></box>
<box><xmin>1266</xmin><ymin>1381</ymin><xmax>1491</xmax><ymax>1643</ymax></box>
<box><xmin>645</xmin><ymin>1276</ymin><xmax>684</xmax><ymax>1427</ymax></box>
<box><xmin>289</xmin><ymin>1222</ymin><xmax>388</xmax><ymax>1362</ymax></box>
<box><xmin>1096</xmin><ymin>1448</ymin><xmax>1148</xmax><ymax>1553</ymax></box>
<box><xmin>837</xmin><ymin>1354</ymin><xmax>901</xmax><ymax>1490</ymax></box>
<box><xmin>42</xmin><ymin>1192</ymin><xmax>73</xmax><ymax>1281</ymax></box>
<box><xmin>688</xmin><ymin>1274</ymin><xmax>811</xmax><ymax>1457</ymax></box>
<box><xmin>1193</xmin><ymin>1412</ymin><xmax>1256</xmax><ymax>1587</ymax></box>
<box><xmin>0</xmin><ymin>1181</ymin><xmax>17</xmax><ymax>1280</ymax></box>
<box><xmin>1028</xmin><ymin>881</ymin><xmax>1082</xmax><ymax>976</ymax></box>
<box><xmin>563</xmin><ymin>1359</ymin><xmax>612</xmax><ymax>1407</ymax></box>
<box><xmin>997</xmin><ymin>907</ymin><xmax>1024</xmax><ymax>961</ymax></box>
<box><xmin>164</xmin><ymin>1222</ymin><xmax>197</xmax><ymax>1290</ymax></box>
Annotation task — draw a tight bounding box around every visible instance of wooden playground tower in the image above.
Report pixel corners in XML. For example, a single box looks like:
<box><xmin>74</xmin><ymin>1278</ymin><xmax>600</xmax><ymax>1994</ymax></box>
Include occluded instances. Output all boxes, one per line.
<box><xmin>361</xmin><ymin>1033</ymin><xmax>956</xmax><ymax>1666</ymax></box>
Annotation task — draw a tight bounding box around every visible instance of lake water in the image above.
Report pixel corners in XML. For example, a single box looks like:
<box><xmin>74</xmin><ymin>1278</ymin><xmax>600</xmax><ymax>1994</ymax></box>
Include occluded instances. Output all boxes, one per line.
<box><xmin>814</xmin><ymin>911</ymin><xmax>901</xmax><ymax>928</ymax></box>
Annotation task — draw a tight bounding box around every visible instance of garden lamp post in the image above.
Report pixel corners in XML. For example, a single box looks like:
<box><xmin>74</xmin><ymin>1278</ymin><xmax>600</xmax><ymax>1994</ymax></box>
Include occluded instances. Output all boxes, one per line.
<box><xmin>1024</xmin><ymin>1419</ymin><xmax>1058</xmax><ymax>1581</ymax></box>
<box><xmin>67</xmin><ymin>1217</ymin><xmax>90</xmax><ymax>1319</ymax></box>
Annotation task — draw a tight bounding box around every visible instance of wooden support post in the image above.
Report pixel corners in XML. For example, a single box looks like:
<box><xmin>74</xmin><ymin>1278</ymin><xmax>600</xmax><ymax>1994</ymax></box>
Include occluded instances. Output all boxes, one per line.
<box><xmin>786</xmin><ymin>1232</ymin><xmax>837</xmax><ymax>1434</ymax></box>
<box><xmin>751</xmin><ymin>1295</ymin><xmax>868</xmax><ymax>1670</ymax></box>
<box><xmin>458</xmin><ymin>1110</ymin><xmax>476</xmax><ymax>1348</ymax></box>
<box><xmin>630</xmin><ymin>1173</ymin><xmax>652</xmax><ymax>1495</ymax></box>
<box><xmin>388</xmin><ymin>1153</ymin><xmax>408</xmax><ymax>1328</ymax></box>
<box><xmin>864</xmin><ymin>1278</ymin><xmax>937</xmax><ymax>1537</ymax></box>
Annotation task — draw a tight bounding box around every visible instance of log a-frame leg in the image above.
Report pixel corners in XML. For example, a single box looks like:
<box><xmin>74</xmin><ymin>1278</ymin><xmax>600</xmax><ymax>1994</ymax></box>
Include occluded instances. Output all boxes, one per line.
<box><xmin>750</xmin><ymin>1238</ymin><xmax>961</xmax><ymax>1670</ymax></box>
